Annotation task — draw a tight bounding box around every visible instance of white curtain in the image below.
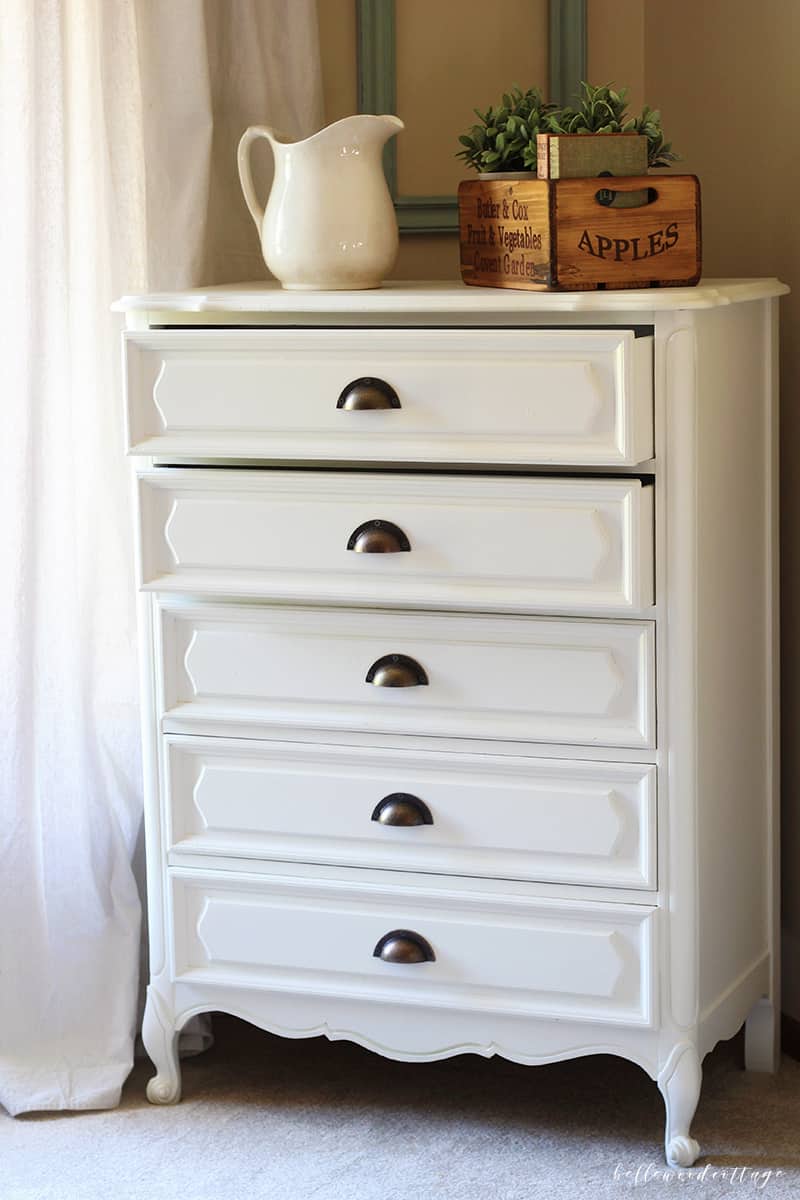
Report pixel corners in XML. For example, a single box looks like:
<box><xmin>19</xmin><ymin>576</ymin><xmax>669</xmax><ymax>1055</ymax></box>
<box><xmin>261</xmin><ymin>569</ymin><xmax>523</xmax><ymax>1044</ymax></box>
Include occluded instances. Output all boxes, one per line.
<box><xmin>0</xmin><ymin>0</ymin><xmax>323</xmax><ymax>1115</ymax></box>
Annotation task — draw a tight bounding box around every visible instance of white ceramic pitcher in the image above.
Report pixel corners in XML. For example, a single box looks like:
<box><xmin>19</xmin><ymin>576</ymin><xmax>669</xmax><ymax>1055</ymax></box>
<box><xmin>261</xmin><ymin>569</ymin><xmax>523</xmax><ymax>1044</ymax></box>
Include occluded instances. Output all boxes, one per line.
<box><xmin>237</xmin><ymin>114</ymin><xmax>404</xmax><ymax>291</ymax></box>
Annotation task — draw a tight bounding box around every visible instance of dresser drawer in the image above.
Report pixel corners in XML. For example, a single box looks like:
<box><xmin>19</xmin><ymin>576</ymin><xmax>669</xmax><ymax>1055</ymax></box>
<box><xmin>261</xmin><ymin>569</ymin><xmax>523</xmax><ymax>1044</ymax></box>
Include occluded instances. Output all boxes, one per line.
<box><xmin>159</xmin><ymin>602</ymin><xmax>656</xmax><ymax>749</ymax></box>
<box><xmin>166</xmin><ymin>736</ymin><xmax>656</xmax><ymax>889</ymax></box>
<box><xmin>139</xmin><ymin>469</ymin><xmax>654</xmax><ymax>613</ymax></box>
<box><xmin>125</xmin><ymin>328</ymin><xmax>653</xmax><ymax>465</ymax></box>
<box><xmin>170</xmin><ymin>869</ymin><xmax>655</xmax><ymax>1025</ymax></box>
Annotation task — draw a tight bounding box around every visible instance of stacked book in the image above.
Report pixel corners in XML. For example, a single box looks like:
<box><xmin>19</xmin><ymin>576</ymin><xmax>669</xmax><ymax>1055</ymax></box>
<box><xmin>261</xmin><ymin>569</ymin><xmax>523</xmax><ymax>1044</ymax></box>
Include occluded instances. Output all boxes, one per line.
<box><xmin>536</xmin><ymin>132</ymin><xmax>648</xmax><ymax>180</ymax></box>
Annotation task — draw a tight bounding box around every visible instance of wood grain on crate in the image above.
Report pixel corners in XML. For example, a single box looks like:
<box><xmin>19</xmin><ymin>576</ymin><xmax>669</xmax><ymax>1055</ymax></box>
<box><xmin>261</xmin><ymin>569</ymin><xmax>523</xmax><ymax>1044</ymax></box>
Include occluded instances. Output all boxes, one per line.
<box><xmin>458</xmin><ymin>175</ymin><xmax>701</xmax><ymax>292</ymax></box>
<box><xmin>458</xmin><ymin>178</ymin><xmax>553</xmax><ymax>289</ymax></box>
<box><xmin>553</xmin><ymin>175</ymin><xmax>701</xmax><ymax>288</ymax></box>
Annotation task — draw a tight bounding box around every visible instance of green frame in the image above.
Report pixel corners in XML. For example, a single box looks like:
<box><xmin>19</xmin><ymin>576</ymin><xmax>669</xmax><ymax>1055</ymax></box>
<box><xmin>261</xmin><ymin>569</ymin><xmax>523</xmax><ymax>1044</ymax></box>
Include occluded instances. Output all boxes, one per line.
<box><xmin>356</xmin><ymin>0</ymin><xmax>587</xmax><ymax>234</ymax></box>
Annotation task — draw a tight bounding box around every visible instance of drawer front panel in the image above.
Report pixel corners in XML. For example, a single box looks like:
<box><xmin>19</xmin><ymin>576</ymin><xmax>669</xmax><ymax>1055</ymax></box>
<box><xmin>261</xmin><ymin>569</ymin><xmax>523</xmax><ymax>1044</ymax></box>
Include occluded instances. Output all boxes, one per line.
<box><xmin>139</xmin><ymin>469</ymin><xmax>654</xmax><ymax>612</ymax></box>
<box><xmin>160</xmin><ymin>603</ymin><xmax>656</xmax><ymax>749</ymax></box>
<box><xmin>125</xmin><ymin>328</ymin><xmax>654</xmax><ymax>465</ymax></box>
<box><xmin>171</xmin><ymin>870</ymin><xmax>655</xmax><ymax>1025</ymax></box>
<box><xmin>166</xmin><ymin>737</ymin><xmax>657</xmax><ymax>889</ymax></box>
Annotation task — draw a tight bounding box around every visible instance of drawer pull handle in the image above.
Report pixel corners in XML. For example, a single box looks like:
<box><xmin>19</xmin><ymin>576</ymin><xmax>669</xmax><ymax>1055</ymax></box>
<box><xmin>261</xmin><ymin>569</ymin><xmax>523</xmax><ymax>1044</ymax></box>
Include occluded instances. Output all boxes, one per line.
<box><xmin>347</xmin><ymin>520</ymin><xmax>410</xmax><ymax>554</ymax></box>
<box><xmin>373</xmin><ymin>930</ymin><xmax>436</xmax><ymax>964</ymax></box>
<box><xmin>337</xmin><ymin>377</ymin><xmax>401</xmax><ymax>410</ymax></box>
<box><xmin>371</xmin><ymin>793</ymin><xmax>433</xmax><ymax>826</ymax></box>
<box><xmin>366</xmin><ymin>654</ymin><xmax>429</xmax><ymax>688</ymax></box>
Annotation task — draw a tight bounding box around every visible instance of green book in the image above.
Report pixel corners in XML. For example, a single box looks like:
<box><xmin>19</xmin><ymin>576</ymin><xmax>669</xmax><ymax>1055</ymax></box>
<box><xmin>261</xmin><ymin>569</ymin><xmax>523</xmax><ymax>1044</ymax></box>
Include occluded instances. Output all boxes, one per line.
<box><xmin>537</xmin><ymin>133</ymin><xmax>648</xmax><ymax>179</ymax></box>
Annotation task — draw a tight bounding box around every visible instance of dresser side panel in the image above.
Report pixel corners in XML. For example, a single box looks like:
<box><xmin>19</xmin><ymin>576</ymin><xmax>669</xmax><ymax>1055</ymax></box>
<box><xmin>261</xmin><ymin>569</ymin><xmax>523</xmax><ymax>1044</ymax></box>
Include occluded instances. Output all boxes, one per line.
<box><xmin>693</xmin><ymin>301</ymin><xmax>774</xmax><ymax>1020</ymax></box>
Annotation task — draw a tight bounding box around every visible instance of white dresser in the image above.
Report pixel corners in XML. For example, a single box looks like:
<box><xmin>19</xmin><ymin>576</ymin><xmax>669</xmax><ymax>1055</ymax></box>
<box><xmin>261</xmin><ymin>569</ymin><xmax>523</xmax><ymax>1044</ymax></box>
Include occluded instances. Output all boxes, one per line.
<box><xmin>118</xmin><ymin>279</ymin><xmax>786</xmax><ymax>1166</ymax></box>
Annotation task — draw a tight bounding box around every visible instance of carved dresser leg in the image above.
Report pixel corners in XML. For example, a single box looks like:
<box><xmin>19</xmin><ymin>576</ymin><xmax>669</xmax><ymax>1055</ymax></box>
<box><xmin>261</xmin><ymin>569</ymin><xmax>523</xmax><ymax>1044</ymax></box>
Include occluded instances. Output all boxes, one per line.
<box><xmin>658</xmin><ymin>1042</ymin><xmax>701</xmax><ymax>1167</ymax></box>
<box><xmin>745</xmin><ymin>997</ymin><xmax>778</xmax><ymax>1073</ymax></box>
<box><xmin>142</xmin><ymin>986</ymin><xmax>182</xmax><ymax>1104</ymax></box>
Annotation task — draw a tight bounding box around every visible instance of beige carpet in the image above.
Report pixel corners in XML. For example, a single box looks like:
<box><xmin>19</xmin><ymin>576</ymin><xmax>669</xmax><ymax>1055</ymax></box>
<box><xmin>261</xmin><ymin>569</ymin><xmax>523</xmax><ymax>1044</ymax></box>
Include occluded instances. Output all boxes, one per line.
<box><xmin>3</xmin><ymin>1016</ymin><xmax>800</xmax><ymax>1200</ymax></box>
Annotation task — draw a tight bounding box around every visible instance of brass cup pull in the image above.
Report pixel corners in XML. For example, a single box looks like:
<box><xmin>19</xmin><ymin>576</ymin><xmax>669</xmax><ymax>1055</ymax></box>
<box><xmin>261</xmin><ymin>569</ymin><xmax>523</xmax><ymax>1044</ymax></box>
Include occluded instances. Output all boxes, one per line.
<box><xmin>373</xmin><ymin>930</ymin><xmax>436</xmax><ymax>964</ymax></box>
<box><xmin>371</xmin><ymin>793</ymin><xmax>433</xmax><ymax>827</ymax></box>
<box><xmin>337</xmin><ymin>377</ymin><xmax>400</xmax><ymax>410</ymax></box>
<box><xmin>366</xmin><ymin>654</ymin><xmax>429</xmax><ymax>688</ymax></box>
<box><xmin>347</xmin><ymin>520</ymin><xmax>410</xmax><ymax>554</ymax></box>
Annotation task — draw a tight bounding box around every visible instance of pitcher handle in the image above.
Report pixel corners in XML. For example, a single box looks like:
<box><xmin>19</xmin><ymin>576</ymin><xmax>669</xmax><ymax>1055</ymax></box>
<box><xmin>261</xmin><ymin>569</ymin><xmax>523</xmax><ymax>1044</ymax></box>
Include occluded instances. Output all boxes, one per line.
<box><xmin>237</xmin><ymin>125</ymin><xmax>277</xmax><ymax>233</ymax></box>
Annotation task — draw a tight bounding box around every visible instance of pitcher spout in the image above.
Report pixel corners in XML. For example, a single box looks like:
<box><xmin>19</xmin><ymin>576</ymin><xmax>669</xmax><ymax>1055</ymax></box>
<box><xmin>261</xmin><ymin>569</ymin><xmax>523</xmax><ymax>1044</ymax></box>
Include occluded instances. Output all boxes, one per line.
<box><xmin>306</xmin><ymin>113</ymin><xmax>404</xmax><ymax>152</ymax></box>
<box><xmin>374</xmin><ymin>114</ymin><xmax>405</xmax><ymax>144</ymax></box>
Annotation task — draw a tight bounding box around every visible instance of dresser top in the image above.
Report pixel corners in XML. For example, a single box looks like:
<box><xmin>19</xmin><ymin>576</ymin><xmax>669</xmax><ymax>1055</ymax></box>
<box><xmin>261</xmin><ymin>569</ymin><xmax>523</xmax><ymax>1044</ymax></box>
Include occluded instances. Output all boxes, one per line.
<box><xmin>114</xmin><ymin>277</ymin><xmax>787</xmax><ymax>319</ymax></box>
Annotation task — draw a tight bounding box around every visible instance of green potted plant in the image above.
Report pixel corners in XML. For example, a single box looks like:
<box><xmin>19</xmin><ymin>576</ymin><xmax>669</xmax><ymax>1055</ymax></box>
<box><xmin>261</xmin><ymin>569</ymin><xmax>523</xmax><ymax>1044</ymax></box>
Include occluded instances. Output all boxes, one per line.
<box><xmin>457</xmin><ymin>82</ymin><xmax>678</xmax><ymax>179</ymax></box>
<box><xmin>547</xmin><ymin>83</ymin><xmax>679</xmax><ymax>169</ymax></box>
<box><xmin>456</xmin><ymin>86</ymin><xmax>554</xmax><ymax>178</ymax></box>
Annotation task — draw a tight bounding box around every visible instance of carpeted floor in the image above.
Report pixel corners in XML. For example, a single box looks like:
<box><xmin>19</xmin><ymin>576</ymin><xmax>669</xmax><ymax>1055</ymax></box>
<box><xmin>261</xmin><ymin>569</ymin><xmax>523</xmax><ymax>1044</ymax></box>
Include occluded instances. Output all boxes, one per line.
<box><xmin>3</xmin><ymin>1016</ymin><xmax>800</xmax><ymax>1200</ymax></box>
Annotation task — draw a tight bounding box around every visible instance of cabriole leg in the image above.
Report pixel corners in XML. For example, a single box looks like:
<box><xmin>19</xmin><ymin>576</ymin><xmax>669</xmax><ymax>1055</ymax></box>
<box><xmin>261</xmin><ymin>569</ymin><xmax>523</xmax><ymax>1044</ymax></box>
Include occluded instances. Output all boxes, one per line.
<box><xmin>658</xmin><ymin>1042</ymin><xmax>701</xmax><ymax>1167</ymax></box>
<box><xmin>142</xmin><ymin>985</ymin><xmax>181</xmax><ymax>1104</ymax></box>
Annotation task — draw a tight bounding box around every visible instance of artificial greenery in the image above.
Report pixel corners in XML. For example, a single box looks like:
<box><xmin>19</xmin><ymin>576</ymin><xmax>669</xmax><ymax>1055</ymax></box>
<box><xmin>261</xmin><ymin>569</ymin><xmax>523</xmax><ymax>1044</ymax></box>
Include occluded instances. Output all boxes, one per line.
<box><xmin>457</xmin><ymin>82</ymin><xmax>679</xmax><ymax>174</ymax></box>
<box><xmin>456</xmin><ymin>86</ymin><xmax>556</xmax><ymax>174</ymax></box>
<box><xmin>633</xmin><ymin>104</ymin><xmax>679</xmax><ymax>170</ymax></box>
<box><xmin>546</xmin><ymin>81</ymin><xmax>634</xmax><ymax>134</ymax></box>
<box><xmin>550</xmin><ymin>84</ymin><xmax>679</xmax><ymax>168</ymax></box>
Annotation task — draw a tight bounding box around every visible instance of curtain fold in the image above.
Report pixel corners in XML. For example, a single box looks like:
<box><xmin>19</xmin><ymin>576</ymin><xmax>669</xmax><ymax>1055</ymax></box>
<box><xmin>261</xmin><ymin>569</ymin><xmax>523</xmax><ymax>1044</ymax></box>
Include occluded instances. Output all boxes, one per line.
<box><xmin>0</xmin><ymin>0</ymin><xmax>323</xmax><ymax>1115</ymax></box>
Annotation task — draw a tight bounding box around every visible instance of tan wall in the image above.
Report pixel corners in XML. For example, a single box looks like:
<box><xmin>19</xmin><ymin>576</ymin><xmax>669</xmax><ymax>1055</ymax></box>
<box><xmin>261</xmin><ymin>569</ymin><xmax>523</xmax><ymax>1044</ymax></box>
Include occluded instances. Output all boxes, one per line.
<box><xmin>587</xmin><ymin>0</ymin><xmax>645</xmax><ymax>113</ymax></box>
<box><xmin>643</xmin><ymin>0</ymin><xmax>800</xmax><ymax>1020</ymax></box>
<box><xmin>318</xmin><ymin>0</ymin><xmax>358</xmax><ymax>124</ymax></box>
<box><xmin>319</xmin><ymin>0</ymin><xmax>800</xmax><ymax>1016</ymax></box>
<box><xmin>395</xmin><ymin>0</ymin><xmax>548</xmax><ymax>197</ymax></box>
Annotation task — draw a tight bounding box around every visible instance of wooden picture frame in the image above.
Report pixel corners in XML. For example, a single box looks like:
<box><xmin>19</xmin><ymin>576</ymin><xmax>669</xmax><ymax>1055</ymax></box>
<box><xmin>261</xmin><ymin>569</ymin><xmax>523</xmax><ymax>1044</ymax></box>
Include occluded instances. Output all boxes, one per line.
<box><xmin>356</xmin><ymin>0</ymin><xmax>587</xmax><ymax>233</ymax></box>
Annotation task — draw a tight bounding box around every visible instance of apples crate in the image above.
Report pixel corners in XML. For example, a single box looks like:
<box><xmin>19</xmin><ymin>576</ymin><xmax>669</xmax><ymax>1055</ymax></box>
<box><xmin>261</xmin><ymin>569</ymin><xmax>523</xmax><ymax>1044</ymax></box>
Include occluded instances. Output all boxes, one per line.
<box><xmin>458</xmin><ymin>174</ymin><xmax>701</xmax><ymax>291</ymax></box>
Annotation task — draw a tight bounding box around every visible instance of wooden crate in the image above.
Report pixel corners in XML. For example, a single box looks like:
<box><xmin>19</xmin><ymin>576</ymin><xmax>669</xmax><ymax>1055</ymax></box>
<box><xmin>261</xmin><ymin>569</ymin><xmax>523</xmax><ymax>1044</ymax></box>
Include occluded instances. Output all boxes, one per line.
<box><xmin>458</xmin><ymin>175</ymin><xmax>701</xmax><ymax>291</ymax></box>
